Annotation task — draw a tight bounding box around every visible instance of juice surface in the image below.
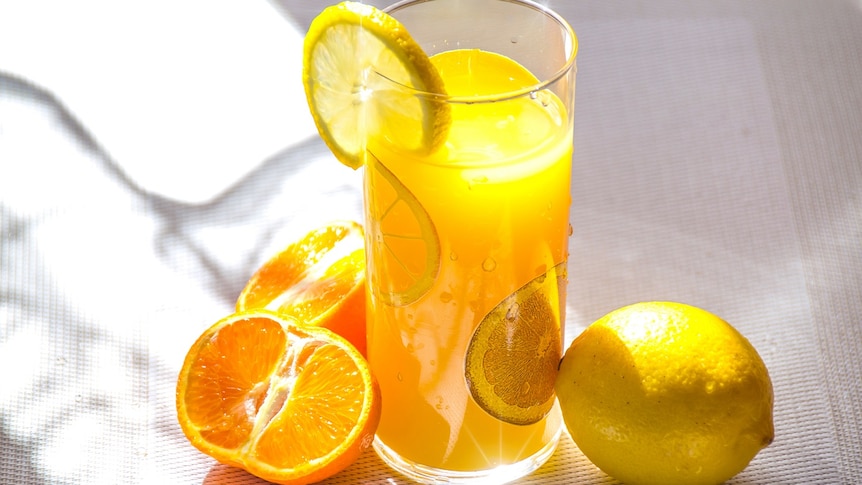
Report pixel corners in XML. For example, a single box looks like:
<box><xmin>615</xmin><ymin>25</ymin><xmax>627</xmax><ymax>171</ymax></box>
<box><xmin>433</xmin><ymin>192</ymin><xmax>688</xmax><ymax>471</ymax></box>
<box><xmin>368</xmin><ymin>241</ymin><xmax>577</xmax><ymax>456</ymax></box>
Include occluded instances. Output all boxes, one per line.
<box><xmin>365</xmin><ymin>49</ymin><xmax>572</xmax><ymax>472</ymax></box>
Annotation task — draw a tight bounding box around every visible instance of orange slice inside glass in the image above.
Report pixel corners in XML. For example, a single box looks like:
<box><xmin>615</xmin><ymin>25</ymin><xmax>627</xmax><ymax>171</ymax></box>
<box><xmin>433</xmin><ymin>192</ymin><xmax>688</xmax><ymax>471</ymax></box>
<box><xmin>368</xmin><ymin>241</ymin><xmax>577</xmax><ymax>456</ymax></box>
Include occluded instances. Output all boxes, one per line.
<box><xmin>364</xmin><ymin>153</ymin><xmax>440</xmax><ymax>307</ymax></box>
<box><xmin>465</xmin><ymin>262</ymin><xmax>567</xmax><ymax>425</ymax></box>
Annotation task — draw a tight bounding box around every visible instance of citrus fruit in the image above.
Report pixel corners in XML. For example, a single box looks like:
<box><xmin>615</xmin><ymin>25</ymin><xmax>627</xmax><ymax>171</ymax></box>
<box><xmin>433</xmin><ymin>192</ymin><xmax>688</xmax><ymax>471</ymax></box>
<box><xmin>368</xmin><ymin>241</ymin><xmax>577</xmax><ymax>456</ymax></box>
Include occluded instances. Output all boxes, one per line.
<box><xmin>364</xmin><ymin>153</ymin><xmax>440</xmax><ymax>306</ymax></box>
<box><xmin>176</xmin><ymin>310</ymin><xmax>381</xmax><ymax>485</ymax></box>
<box><xmin>464</xmin><ymin>262</ymin><xmax>567</xmax><ymax>425</ymax></box>
<box><xmin>236</xmin><ymin>221</ymin><xmax>367</xmax><ymax>355</ymax></box>
<box><xmin>302</xmin><ymin>1</ymin><xmax>450</xmax><ymax>169</ymax></box>
<box><xmin>555</xmin><ymin>302</ymin><xmax>774</xmax><ymax>485</ymax></box>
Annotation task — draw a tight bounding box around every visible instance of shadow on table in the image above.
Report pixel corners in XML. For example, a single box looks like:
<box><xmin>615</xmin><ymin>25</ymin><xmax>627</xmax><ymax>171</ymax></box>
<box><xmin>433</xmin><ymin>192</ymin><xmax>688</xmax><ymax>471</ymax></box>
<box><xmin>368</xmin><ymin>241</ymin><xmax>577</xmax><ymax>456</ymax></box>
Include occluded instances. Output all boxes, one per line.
<box><xmin>199</xmin><ymin>436</ymin><xmax>617</xmax><ymax>485</ymax></box>
<box><xmin>0</xmin><ymin>69</ymin><xmax>353</xmax><ymax>484</ymax></box>
<box><xmin>201</xmin><ymin>447</ymin><xmax>411</xmax><ymax>485</ymax></box>
<box><xmin>0</xmin><ymin>417</ymin><xmax>46</xmax><ymax>485</ymax></box>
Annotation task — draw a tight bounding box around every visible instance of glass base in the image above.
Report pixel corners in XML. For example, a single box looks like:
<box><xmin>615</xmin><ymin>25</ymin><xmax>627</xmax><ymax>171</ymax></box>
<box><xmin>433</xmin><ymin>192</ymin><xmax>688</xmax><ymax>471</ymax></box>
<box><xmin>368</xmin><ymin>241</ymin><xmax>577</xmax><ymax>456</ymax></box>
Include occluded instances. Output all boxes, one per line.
<box><xmin>373</xmin><ymin>427</ymin><xmax>561</xmax><ymax>485</ymax></box>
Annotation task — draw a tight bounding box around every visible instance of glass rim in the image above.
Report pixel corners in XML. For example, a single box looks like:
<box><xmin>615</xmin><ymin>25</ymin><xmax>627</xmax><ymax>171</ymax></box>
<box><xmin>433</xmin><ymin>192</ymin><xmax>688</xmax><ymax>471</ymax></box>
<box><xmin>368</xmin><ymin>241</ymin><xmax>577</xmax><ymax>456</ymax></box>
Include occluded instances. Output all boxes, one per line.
<box><xmin>379</xmin><ymin>0</ymin><xmax>578</xmax><ymax>104</ymax></box>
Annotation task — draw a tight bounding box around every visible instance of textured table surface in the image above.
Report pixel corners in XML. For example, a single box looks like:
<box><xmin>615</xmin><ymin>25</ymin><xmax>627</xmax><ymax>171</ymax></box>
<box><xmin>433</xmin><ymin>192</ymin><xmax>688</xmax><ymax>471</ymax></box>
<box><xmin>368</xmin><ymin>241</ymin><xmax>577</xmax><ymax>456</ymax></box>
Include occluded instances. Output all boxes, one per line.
<box><xmin>1</xmin><ymin>1</ymin><xmax>860</xmax><ymax>484</ymax></box>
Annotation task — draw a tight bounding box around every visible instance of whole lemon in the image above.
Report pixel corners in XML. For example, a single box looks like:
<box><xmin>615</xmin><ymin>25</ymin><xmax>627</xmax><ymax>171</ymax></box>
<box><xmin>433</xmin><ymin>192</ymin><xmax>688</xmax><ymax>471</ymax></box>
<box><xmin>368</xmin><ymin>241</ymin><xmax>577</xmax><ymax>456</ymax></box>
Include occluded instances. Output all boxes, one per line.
<box><xmin>556</xmin><ymin>302</ymin><xmax>774</xmax><ymax>485</ymax></box>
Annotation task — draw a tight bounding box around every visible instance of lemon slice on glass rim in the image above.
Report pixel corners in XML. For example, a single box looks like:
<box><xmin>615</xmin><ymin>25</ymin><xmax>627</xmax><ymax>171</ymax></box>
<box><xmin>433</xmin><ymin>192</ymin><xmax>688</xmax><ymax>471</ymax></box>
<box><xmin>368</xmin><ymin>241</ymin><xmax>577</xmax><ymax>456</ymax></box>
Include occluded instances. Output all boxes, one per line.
<box><xmin>302</xmin><ymin>1</ymin><xmax>450</xmax><ymax>169</ymax></box>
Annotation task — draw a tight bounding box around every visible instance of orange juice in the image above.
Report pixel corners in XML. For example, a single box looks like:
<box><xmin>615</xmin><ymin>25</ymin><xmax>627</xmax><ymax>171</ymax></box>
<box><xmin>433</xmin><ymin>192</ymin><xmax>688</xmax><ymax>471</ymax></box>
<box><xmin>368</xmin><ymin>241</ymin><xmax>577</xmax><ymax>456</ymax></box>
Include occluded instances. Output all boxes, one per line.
<box><xmin>365</xmin><ymin>48</ymin><xmax>572</xmax><ymax>476</ymax></box>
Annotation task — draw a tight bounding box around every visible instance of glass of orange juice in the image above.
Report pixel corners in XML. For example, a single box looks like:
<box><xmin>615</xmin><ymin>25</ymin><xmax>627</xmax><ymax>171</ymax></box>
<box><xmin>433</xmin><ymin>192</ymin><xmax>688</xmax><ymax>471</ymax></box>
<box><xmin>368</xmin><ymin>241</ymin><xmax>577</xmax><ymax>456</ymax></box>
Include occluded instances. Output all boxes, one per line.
<box><xmin>363</xmin><ymin>0</ymin><xmax>577</xmax><ymax>482</ymax></box>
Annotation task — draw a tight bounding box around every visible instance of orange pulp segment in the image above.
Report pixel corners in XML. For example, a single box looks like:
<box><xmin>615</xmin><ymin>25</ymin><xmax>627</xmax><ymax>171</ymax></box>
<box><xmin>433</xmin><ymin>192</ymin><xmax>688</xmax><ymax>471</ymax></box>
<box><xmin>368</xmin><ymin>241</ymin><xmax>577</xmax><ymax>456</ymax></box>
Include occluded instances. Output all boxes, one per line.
<box><xmin>176</xmin><ymin>310</ymin><xmax>380</xmax><ymax>485</ymax></box>
<box><xmin>236</xmin><ymin>221</ymin><xmax>367</xmax><ymax>355</ymax></box>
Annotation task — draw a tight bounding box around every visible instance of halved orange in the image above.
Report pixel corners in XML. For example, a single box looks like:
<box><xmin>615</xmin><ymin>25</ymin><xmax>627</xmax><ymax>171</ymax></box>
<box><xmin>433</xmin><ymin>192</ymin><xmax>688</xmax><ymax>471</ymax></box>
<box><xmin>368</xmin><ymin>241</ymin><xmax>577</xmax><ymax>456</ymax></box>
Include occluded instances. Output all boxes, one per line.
<box><xmin>176</xmin><ymin>310</ymin><xmax>381</xmax><ymax>485</ymax></box>
<box><xmin>236</xmin><ymin>221</ymin><xmax>367</xmax><ymax>355</ymax></box>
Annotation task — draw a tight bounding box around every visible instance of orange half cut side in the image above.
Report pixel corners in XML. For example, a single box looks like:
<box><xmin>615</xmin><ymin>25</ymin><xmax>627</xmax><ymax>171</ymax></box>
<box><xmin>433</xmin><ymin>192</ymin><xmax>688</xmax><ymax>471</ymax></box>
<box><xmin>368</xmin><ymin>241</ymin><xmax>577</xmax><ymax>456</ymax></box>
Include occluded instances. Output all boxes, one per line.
<box><xmin>236</xmin><ymin>221</ymin><xmax>367</xmax><ymax>355</ymax></box>
<box><xmin>176</xmin><ymin>310</ymin><xmax>380</xmax><ymax>485</ymax></box>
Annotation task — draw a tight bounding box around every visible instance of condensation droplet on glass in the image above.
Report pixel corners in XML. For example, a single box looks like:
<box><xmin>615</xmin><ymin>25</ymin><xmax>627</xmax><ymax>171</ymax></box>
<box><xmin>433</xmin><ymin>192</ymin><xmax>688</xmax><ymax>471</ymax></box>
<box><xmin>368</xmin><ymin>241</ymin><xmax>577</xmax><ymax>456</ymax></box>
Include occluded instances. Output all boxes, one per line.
<box><xmin>529</xmin><ymin>89</ymin><xmax>548</xmax><ymax>107</ymax></box>
<box><xmin>471</xmin><ymin>175</ymin><xmax>489</xmax><ymax>186</ymax></box>
<box><xmin>430</xmin><ymin>359</ymin><xmax>436</xmax><ymax>366</ymax></box>
<box><xmin>482</xmin><ymin>257</ymin><xmax>497</xmax><ymax>272</ymax></box>
<box><xmin>510</xmin><ymin>35</ymin><xmax>520</xmax><ymax>44</ymax></box>
<box><xmin>440</xmin><ymin>292</ymin><xmax>453</xmax><ymax>303</ymax></box>
<box><xmin>568</xmin><ymin>223</ymin><xmax>574</xmax><ymax>236</ymax></box>
<box><xmin>449</xmin><ymin>251</ymin><xmax>459</xmax><ymax>261</ymax></box>
<box><xmin>396</xmin><ymin>373</ymin><xmax>403</xmax><ymax>382</ymax></box>
<box><xmin>495</xmin><ymin>114</ymin><xmax>515</xmax><ymax>130</ymax></box>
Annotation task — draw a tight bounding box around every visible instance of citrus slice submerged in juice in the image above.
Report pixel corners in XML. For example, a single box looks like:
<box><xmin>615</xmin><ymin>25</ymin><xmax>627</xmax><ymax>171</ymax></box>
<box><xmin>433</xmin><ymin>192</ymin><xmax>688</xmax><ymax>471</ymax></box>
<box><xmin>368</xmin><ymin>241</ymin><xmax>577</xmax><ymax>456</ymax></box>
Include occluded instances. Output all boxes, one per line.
<box><xmin>365</xmin><ymin>154</ymin><xmax>440</xmax><ymax>307</ymax></box>
<box><xmin>465</xmin><ymin>262</ymin><xmax>567</xmax><ymax>426</ymax></box>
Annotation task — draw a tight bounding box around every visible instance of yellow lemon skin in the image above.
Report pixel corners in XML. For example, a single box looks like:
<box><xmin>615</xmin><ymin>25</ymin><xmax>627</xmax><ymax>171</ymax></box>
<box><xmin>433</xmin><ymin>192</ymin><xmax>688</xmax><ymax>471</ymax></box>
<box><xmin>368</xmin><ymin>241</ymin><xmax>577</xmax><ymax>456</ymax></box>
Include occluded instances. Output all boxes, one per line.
<box><xmin>556</xmin><ymin>302</ymin><xmax>774</xmax><ymax>485</ymax></box>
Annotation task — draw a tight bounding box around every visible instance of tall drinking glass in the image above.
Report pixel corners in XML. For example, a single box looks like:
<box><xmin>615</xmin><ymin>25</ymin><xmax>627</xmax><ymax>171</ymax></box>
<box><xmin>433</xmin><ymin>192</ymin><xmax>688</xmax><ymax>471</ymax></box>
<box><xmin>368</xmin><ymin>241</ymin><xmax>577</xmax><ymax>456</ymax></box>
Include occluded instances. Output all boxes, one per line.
<box><xmin>363</xmin><ymin>0</ymin><xmax>577</xmax><ymax>482</ymax></box>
